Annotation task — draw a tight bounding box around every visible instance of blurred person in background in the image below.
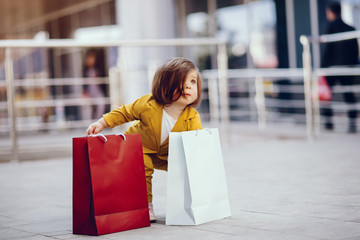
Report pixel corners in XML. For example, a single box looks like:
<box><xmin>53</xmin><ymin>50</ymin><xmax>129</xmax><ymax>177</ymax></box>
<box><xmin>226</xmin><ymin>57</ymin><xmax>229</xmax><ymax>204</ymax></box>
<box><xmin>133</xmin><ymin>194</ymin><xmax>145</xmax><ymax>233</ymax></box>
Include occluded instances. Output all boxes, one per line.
<box><xmin>82</xmin><ymin>49</ymin><xmax>107</xmax><ymax>120</ymax></box>
<box><xmin>321</xmin><ymin>1</ymin><xmax>359</xmax><ymax>133</ymax></box>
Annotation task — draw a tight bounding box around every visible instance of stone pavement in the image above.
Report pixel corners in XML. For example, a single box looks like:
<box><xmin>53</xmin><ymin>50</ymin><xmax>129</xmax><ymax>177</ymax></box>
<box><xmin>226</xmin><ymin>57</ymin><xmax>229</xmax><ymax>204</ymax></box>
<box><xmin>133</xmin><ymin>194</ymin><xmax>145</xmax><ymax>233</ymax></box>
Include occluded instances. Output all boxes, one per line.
<box><xmin>0</xmin><ymin>123</ymin><xmax>360</xmax><ymax>240</ymax></box>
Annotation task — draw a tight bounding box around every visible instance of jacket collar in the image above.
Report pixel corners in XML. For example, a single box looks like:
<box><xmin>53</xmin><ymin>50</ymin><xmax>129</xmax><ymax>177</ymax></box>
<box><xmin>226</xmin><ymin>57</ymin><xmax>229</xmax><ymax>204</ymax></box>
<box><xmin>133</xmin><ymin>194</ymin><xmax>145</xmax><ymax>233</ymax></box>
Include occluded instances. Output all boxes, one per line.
<box><xmin>147</xmin><ymin>95</ymin><xmax>198</xmax><ymax>147</ymax></box>
<box><xmin>148</xmin><ymin>96</ymin><xmax>197</xmax><ymax>121</ymax></box>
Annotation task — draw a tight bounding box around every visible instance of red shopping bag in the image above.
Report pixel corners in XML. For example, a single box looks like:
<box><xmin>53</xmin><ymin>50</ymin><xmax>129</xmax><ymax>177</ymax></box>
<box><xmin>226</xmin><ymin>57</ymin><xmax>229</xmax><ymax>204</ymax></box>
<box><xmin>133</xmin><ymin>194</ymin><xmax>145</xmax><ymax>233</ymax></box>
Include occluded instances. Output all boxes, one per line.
<box><xmin>72</xmin><ymin>133</ymin><xmax>150</xmax><ymax>236</ymax></box>
<box><xmin>318</xmin><ymin>76</ymin><xmax>332</xmax><ymax>101</ymax></box>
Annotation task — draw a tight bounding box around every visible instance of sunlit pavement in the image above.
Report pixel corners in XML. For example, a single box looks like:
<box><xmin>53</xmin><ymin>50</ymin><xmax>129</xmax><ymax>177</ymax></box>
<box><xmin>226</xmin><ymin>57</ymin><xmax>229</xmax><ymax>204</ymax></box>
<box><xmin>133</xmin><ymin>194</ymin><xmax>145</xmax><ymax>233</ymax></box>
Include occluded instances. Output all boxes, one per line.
<box><xmin>0</xmin><ymin>123</ymin><xmax>360</xmax><ymax>240</ymax></box>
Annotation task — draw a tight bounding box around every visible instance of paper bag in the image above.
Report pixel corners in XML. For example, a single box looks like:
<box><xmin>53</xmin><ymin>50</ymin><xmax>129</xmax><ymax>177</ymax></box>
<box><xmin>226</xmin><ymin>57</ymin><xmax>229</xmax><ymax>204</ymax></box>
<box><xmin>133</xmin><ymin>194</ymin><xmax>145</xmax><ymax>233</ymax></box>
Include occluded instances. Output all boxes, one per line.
<box><xmin>166</xmin><ymin>128</ymin><xmax>231</xmax><ymax>225</ymax></box>
<box><xmin>73</xmin><ymin>133</ymin><xmax>150</xmax><ymax>235</ymax></box>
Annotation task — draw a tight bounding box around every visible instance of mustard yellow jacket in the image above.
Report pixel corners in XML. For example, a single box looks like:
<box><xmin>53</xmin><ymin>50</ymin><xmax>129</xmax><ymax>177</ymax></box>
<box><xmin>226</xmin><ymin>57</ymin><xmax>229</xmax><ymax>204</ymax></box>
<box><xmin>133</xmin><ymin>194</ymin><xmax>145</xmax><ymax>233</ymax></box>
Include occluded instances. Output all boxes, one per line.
<box><xmin>103</xmin><ymin>94</ymin><xmax>202</xmax><ymax>160</ymax></box>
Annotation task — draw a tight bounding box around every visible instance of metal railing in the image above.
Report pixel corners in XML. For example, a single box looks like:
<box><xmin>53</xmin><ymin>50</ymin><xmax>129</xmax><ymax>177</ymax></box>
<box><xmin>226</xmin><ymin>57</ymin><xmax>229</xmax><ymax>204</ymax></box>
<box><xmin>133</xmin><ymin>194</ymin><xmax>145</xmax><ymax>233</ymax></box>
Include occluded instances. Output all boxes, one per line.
<box><xmin>202</xmin><ymin>68</ymin><xmax>306</xmax><ymax>129</ymax></box>
<box><xmin>2</xmin><ymin>32</ymin><xmax>359</xmax><ymax>161</ymax></box>
<box><xmin>300</xmin><ymin>30</ymin><xmax>360</xmax><ymax>140</ymax></box>
<box><xmin>0</xmin><ymin>38</ymin><xmax>229</xmax><ymax>162</ymax></box>
<box><xmin>0</xmin><ymin>76</ymin><xmax>111</xmax><ymax>132</ymax></box>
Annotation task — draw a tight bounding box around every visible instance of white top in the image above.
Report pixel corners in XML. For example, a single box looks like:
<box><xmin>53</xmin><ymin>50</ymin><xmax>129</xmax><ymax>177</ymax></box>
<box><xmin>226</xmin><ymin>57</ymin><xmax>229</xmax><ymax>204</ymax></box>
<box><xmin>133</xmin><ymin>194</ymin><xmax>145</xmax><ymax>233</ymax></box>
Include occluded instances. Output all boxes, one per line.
<box><xmin>161</xmin><ymin>109</ymin><xmax>177</xmax><ymax>144</ymax></box>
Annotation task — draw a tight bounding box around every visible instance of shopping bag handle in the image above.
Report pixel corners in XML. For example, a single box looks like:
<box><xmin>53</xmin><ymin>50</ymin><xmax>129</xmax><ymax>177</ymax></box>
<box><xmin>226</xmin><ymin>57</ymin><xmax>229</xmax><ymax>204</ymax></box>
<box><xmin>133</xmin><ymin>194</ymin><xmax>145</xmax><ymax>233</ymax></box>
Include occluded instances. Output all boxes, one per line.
<box><xmin>90</xmin><ymin>134</ymin><xmax>108</xmax><ymax>142</ymax></box>
<box><xmin>116</xmin><ymin>133</ymin><xmax>127</xmax><ymax>141</ymax></box>
<box><xmin>195</xmin><ymin>128</ymin><xmax>212</xmax><ymax>136</ymax></box>
<box><xmin>90</xmin><ymin>133</ymin><xmax>126</xmax><ymax>142</ymax></box>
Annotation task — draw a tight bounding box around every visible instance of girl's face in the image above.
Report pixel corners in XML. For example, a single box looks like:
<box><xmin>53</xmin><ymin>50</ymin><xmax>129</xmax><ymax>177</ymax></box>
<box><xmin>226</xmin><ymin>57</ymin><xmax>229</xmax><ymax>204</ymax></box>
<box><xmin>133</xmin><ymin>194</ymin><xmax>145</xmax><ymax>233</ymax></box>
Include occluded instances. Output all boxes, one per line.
<box><xmin>173</xmin><ymin>69</ymin><xmax>198</xmax><ymax>108</ymax></box>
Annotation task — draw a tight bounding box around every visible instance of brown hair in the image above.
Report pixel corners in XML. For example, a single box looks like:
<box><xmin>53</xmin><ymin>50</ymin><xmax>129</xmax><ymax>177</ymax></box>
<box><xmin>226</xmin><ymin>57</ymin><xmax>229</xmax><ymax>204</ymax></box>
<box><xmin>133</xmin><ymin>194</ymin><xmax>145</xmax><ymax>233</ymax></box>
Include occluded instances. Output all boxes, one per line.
<box><xmin>152</xmin><ymin>57</ymin><xmax>202</xmax><ymax>107</ymax></box>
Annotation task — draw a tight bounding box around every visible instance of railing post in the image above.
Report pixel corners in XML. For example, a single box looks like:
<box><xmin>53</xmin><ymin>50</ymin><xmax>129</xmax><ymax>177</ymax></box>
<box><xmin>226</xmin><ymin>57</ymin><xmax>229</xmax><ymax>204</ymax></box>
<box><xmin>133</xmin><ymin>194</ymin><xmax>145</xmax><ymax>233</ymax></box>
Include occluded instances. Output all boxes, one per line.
<box><xmin>312</xmin><ymin>71</ymin><xmax>321</xmax><ymax>137</ymax></box>
<box><xmin>207</xmin><ymin>76</ymin><xmax>220</xmax><ymax>125</ymax></box>
<box><xmin>255</xmin><ymin>77</ymin><xmax>266</xmax><ymax>130</ymax></box>
<box><xmin>300</xmin><ymin>36</ymin><xmax>315</xmax><ymax>141</ymax></box>
<box><xmin>109</xmin><ymin>46</ymin><xmax>127</xmax><ymax>133</ymax></box>
<box><xmin>217</xmin><ymin>43</ymin><xmax>230</xmax><ymax>138</ymax></box>
<box><xmin>5</xmin><ymin>48</ymin><xmax>19</xmax><ymax>162</ymax></box>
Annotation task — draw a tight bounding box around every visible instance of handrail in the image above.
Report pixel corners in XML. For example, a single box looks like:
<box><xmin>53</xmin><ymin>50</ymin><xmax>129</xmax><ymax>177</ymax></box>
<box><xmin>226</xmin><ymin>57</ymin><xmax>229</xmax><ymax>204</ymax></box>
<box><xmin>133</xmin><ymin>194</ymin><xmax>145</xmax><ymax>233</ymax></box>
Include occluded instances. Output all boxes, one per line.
<box><xmin>300</xmin><ymin>30</ymin><xmax>360</xmax><ymax>44</ymax></box>
<box><xmin>1</xmin><ymin>97</ymin><xmax>110</xmax><ymax>109</ymax></box>
<box><xmin>0</xmin><ymin>77</ymin><xmax>109</xmax><ymax>87</ymax></box>
<box><xmin>203</xmin><ymin>68</ymin><xmax>304</xmax><ymax>79</ymax></box>
<box><xmin>313</xmin><ymin>67</ymin><xmax>360</xmax><ymax>77</ymax></box>
<box><xmin>0</xmin><ymin>38</ymin><xmax>227</xmax><ymax>48</ymax></box>
<box><xmin>202</xmin><ymin>67</ymin><xmax>360</xmax><ymax>79</ymax></box>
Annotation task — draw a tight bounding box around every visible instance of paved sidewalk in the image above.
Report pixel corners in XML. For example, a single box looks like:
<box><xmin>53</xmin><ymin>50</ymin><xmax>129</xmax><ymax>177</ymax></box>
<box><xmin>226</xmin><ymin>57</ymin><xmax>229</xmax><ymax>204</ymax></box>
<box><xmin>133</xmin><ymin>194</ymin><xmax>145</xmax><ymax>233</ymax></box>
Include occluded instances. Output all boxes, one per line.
<box><xmin>0</xmin><ymin>124</ymin><xmax>360</xmax><ymax>240</ymax></box>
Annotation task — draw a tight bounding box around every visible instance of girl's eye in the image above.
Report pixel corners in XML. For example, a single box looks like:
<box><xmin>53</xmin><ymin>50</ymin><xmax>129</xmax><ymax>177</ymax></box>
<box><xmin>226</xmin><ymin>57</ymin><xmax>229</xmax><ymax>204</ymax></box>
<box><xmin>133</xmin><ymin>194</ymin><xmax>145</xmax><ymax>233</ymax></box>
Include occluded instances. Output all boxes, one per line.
<box><xmin>191</xmin><ymin>79</ymin><xmax>197</xmax><ymax>84</ymax></box>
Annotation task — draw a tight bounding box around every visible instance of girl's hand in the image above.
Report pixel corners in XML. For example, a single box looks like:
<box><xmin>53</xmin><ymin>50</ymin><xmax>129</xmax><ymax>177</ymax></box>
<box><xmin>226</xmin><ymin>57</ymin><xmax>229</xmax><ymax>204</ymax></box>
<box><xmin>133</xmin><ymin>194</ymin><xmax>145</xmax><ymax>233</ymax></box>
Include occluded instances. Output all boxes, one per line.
<box><xmin>86</xmin><ymin>118</ymin><xmax>109</xmax><ymax>135</ymax></box>
<box><xmin>86</xmin><ymin>118</ymin><xmax>109</xmax><ymax>136</ymax></box>
<box><xmin>86</xmin><ymin>122</ymin><xmax>103</xmax><ymax>135</ymax></box>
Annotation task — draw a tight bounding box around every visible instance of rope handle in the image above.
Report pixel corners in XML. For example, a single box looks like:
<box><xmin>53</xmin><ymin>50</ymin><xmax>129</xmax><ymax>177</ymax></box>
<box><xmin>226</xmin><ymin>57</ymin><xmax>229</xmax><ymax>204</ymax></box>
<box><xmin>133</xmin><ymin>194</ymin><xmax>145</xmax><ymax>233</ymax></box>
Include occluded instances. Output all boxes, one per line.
<box><xmin>90</xmin><ymin>134</ymin><xmax>107</xmax><ymax>142</ymax></box>
<box><xmin>115</xmin><ymin>133</ymin><xmax>127</xmax><ymax>141</ymax></box>
<box><xmin>195</xmin><ymin>128</ymin><xmax>212</xmax><ymax>136</ymax></box>
<box><xmin>90</xmin><ymin>133</ymin><xmax>127</xmax><ymax>142</ymax></box>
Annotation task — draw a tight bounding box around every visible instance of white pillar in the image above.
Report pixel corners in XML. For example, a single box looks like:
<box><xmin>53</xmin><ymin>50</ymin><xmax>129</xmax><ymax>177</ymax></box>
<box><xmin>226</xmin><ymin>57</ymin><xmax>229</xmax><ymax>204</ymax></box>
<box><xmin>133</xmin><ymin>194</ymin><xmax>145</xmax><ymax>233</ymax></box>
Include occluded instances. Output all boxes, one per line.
<box><xmin>309</xmin><ymin>0</ymin><xmax>320</xmax><ymax>69</ymax></box>
<box><xmin>285</xmin><ymin>0</ymin><xmax>297</xmax><ymax>68</ymax></box>
<box><xmin>116</xmin><ymin>0</ymin><xmax>177</xmax><ymax>103</ymax></box>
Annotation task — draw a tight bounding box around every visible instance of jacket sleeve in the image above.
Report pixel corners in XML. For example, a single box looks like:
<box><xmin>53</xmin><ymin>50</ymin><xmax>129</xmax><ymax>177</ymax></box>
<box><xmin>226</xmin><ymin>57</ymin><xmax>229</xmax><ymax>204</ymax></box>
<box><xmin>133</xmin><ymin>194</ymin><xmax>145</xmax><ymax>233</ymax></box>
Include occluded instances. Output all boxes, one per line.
<box><xmin>103</xmin><ymin>95</ymin><xmax>147</xmax><ymax>128</ymax></box>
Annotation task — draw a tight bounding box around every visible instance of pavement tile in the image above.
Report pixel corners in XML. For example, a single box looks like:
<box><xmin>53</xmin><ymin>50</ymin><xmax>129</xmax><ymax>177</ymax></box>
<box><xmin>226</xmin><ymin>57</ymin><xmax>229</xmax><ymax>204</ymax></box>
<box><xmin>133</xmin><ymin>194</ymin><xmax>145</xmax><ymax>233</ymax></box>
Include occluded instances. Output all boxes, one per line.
<box><xmin>20</xmin><ymin>236</ymin><xmax>55</xmax><ymax>240</ymax></box>
<box><xmin>0</xmin><ymin>228</ymin><xmax>35</xmax><ymax>240</ymax></box>
<box><xmin>194</xmin><ymin>222</ymin><xmax>321</xmax><ymax>240</ymax></box>
<box><xmin>217</xmin><ymin>212</ymin><xmax>360</xmax><ymax>240</ymax></box>
<box><xmin>11</xmin><ymin>219</ymin><xmax>71</xmax><ymax>235</ymax></box>
<box><xmin>51</xmin><ymin>234</ymin><xmax>84</xmax><ymax>239</ymax></box>
<box><xmin>102</xmin><ymin>224</ymin><xmax>238</xmax><ymax>240</ymax></box>
<box><xmin>341</xmin><ymin>237</ymin><xmax>360</xmax><ymax>240</ymax></box>
<box><xmin>0</xmin><ymin>216</ymin><xmax>29</xmax><ymax>228</ymax></box>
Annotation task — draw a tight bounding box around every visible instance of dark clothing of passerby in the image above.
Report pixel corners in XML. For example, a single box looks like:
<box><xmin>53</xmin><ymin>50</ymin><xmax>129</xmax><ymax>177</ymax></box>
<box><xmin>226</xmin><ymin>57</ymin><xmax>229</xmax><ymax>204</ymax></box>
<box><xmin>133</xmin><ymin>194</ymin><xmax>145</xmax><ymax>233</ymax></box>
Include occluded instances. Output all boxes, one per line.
<box><xmin>321</xmin><ymin>16</ymin><xmax>359</xmax><ymax>133</ymax></box>
<box><xmin>321</xmin><ymin>18</ymin><xmax>358</xmax><ymax>68</ymax></box>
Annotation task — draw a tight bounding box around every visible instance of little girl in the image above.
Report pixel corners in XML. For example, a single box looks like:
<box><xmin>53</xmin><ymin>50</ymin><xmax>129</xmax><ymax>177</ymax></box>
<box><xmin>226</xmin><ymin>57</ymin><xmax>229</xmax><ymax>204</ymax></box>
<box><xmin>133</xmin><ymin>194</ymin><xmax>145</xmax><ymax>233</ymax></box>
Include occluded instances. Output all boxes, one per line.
<box><xmin>86</xmin><ymin>57</ymin><xmax>202</xmax><ymax>222</ymax></box>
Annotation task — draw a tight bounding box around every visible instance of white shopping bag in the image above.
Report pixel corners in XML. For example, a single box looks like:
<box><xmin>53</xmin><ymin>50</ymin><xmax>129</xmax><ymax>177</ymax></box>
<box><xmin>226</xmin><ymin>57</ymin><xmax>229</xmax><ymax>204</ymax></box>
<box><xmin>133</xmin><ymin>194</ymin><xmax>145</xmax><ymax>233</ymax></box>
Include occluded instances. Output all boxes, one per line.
<box><xmin>166</xmin><ymin>128</ymin><xmax>231</xmax><ymax>225</ymax></box>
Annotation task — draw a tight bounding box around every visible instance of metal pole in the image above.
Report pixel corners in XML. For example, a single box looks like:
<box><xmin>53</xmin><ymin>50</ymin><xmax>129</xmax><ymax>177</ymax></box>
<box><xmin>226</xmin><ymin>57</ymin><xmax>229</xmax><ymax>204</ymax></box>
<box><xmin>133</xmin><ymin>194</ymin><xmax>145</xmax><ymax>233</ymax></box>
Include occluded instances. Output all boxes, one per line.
<box><xmin>208</xmin><ymin>76</ymin><xmax>220</xmax><ymax>125</ymax></box>
<box><xmin>244</xmin><ymin>0</ymin><xmax>257</xmax><ymax>123</ymax></box>
<box><xmin>312</xmin><ymin>72</ymin><xmax>321</xmax><ymax>137</ymax></box>
<box><xmin>300</xmin><ymin>36</ymin><xmax>314</xmax><ymax>141</ymax></box>
<box><xmin>5</xmin><ymin>48</ymin><xmax>19</xmax><ymax>162</ymax></box>
<box><xmin>217</xmin><ymin>43</ymin><xmax>230</xmax><ymax>139</ymax></box>
<box><xmin>255</xmin><ymin>77</ymin><xmax>266</xmax><ymax>130</ymax></box>
<box><xmin>207</xmin><ymin>0</ymin><xmax>218</xmax><ymax>126</ymax></box>
<box><xmin>305</xmin><ymin>0</ymin><xmax>323</xmax><ymax>134</ymax></box>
